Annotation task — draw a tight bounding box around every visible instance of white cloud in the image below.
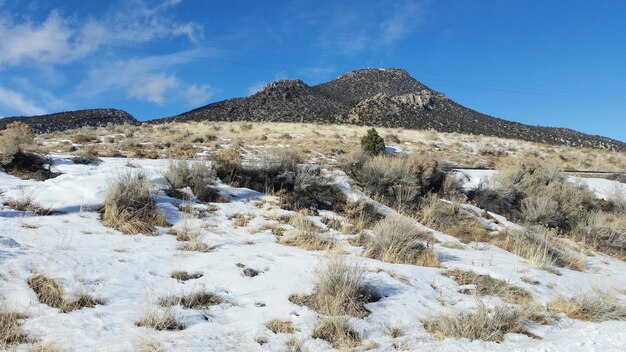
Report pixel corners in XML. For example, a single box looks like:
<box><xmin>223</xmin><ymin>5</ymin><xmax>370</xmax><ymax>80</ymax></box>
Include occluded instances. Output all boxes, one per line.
<box><xmin>128</xmin><ymin>74</ymin><xmax>179</xmax><ymax>105</ymax></box>
<box><xmin>379</xmin><ymin>1</ymin><xmax>422</xmax><ymax>45</ymax></box>
<box><xmin>0</xmin><ymin>86</ymin><xmax>46</xmax><ymax>116</ymax></box>
<box><xmin>184</xmin><ymin>84</ymin><xmax>213</xmax><ymax>106</ymax></box>
<box><xmin>0</xmin><ymin>0</ymin><xmax>202</xmax><ymax>68</ymax></box>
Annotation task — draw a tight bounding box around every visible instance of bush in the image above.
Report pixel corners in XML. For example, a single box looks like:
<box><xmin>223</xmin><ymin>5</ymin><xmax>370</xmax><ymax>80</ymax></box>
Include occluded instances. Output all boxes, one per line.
<box><xmin>279</xmin><ymin>211</ymin><xmax>334</xmax><ymax>250</ymax></box>
<box><xmin>423</xmin><ymin>303</ymin><xmax>530</xmax><ymax>342</ymax></box>
<box><xmin>312</xmin><ymin>317</ymin><xmax>361</xmax><ymax>349</ymax></box>
<box><xmin>360</xmin><ymin>128</ymin><xmax>385</xmax><ymax>156</ymax></box>
<box><xmin>363</xmin><ymin>216</ymin><xmax>439</xmax><ymax>267</ymax></box>
<box><xmin>280</xmin><ymin>168</ymin><xmax>346</xmax><ymax>211</ymax></box>
<box><xmin>102</xmin><ymin>171</ymin><xmax>167</xmax><ymax>235</ymax></box>
<box><xmin>0</xmin><ymin>122</ymin><xmax>34</xmax><ymax>165</ymax></box>
<box><xmin>290</xmin><ymin>256</ymin><xmax>378</xmax><ymax>317</ymax></box>
<box><xmin>71</xmin><ymin>153</ymin><xmax>102</xmax><ymax>165</ymax></box>
<box><xmin>548</xmin><ymin>290</ymin><xmax>626</xmax><ymax>322</ymax></box>
<box><xmin>418</xmin><ymin>194</ymin><xmax>491</xmax><ymax>243</ymax></box>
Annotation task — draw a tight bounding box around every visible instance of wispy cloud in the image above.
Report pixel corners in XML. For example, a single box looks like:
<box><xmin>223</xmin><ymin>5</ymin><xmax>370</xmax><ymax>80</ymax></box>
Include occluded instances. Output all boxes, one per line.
<box><xmin>379</xmin><ymin>1</ymin><xmax>423</xmax><ymax>45</ymax></box>
<box><xmin>184</xmin><ymin>84</ymin><xmax>213</xmax><ymax>106</ymax></box>
<box><xmin>0</xmin><ymin>86</ymin><xmax>46</xmax><ymax>116</ymax></box>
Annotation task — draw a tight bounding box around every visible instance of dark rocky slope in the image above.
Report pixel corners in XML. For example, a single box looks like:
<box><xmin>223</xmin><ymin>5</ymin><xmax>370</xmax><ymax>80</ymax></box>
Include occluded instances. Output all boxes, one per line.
<box><xmin>0</xmin><ymin>109</ymin><xmax>138</xmax><ymax>133</ymax></box>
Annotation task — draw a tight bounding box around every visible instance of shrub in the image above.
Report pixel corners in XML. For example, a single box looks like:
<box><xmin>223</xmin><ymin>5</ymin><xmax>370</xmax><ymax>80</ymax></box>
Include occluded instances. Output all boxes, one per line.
<box><xmin>163</xmin><ymin>160</ymin><xmax>190</xmax><ymax>190</ymax></box>
<box><xmin>279</xmin><ymin>211</ymin><xmax>335</xmax><ymax>251</ymax></box>
<box><xmin>71</xmin><ymin>153</ymin><xmax>102</xmax><ymax>165</ymax></box>
<box><xmin>280</xmin><ymin>169</ymin><xmax>346</xmax><ymax>211</ymax></box>
<box><xmin>423</xmin><ymin>303</ymin><xmax>530</xmax><ymax>342</ymax></box>
<box><xmin>443</xmin><ymin>269</ymin><xmax>532</xmax><ymax>304</ymax></box>
<box><xmin>0</xmin><ymin>309</ymin><xmax>27</xmax><ymax>348</ymax></box>
<box><xmin>0</xmin><ymin>123</ymin><xmax>57</xmax><ymax>180</ymax></box>
<box><xmin>418</xmin><ymin>194</ymin><xmax>491</xmax><ymax>243</ymax></box>
<box><xmin>360</xmin><ymin>128</ymin><xmax>385</xmax><ymax>156</ymax></box>
<box><xmin>313</xmin><ymin>317</ymin><xmax>361</xmax><ymax>349</ymax></box>
<box><xmin>26</xmin><ymin>274</ymin><xmax>103</xmax><ymax>313</ymax></box>
<box><xmin>363</xmin><ymin>216</ymin><xmax>439</xmax><ymax>267</ymax></box>
<box><xmin>0</xmin><ymin>122</ymin><xmax>34</xmax><ymax>165</ymax></box>
<box><xmin>102</xmin><ymin>171</ymin><xmax>168</xmax><ymax>235</ymax></box>
<box><xmin>290</xmin><ymin>256</ymin><xmax>378</xmax><ymax>317</ymax></box>
<box><xmin>548</xmin><ymin>290</ymin><xmax>626</xmax><ymax>322</ymax></box>
<box><xmin>266</xmin><ymin>319</ymin><xmax>296</xmax><ymax>334</ymax></box>
<box><xmin>136</xmin><ymin>308</ymin><xmax>184</xmax><ymax>331</ymax></box>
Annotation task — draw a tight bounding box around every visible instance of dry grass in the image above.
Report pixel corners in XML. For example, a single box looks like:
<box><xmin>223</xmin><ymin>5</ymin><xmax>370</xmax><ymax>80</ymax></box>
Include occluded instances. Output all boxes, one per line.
<box><xmin>159</xmin><ymin>289</ymin><xmax>223</xmax><ymax>309</ymax></box>
<box><xmin>136</xmin><ymin>308</ymin><xmax>184</xmax><ymax>331</ymax></box>
<box><xmin>443</xmin><ymin>269</ymin><xmax>532</xmax><ymax>304</ymax></box>
<box><xmin>423</xmin><ymin>303</ymin><xmax>530</xmax><ymax>342</ymax></box>
<box><xmin>3</xmin><ymin>196</ymin><xmax>57</xmax><ymax>216</ymax></box>
<box><xmin>491</xmin><ymin>227</ymin><xmax>586</xmax><ymax>271</ymax></box>
<box><xmin>27</xmin><ymin>274</ymin><xmax>103</xmax><ymax>313</ymax></box>
<box><xmin>266</xmin><ymin>319</ymin><xmax>296</xmax><ymax>334</ymax></box>
<box><xmin>170</xmin><ymin>271</ymin><xmax>203</xmax><ymax>281</ymax></box>
<box><xmin>163</xmin><ymin>160</ymin><xmax>219</xmax><ymax>202</ymax></box>
<box><xmin>363</xmin><ymin>216</ymin><xmax>440</xmax><ymax>267</ymax></box>
<box><xmin>548</xmin><ymin>290</ymin><xmax>626</xmax><ymax>322</ymax></box>
<box><xmin>419</xmin><ymin>194</ymin><xmax>492</xmax><ymax>243</ymax></box>
<box><xmin>279</xmin><ymin>211</ymin><xmax>335</xmax><ymax>251</ymax></box>
<box><xmin>290</xmin><ymin>256</ymin><xmax>378</xmax><ymax>317</ymax></box>
<box><xmin>312</xmin><ymin>317</ymin><xmax>361</xmax><ymax>349</ymax></box>
<box><xmin>279</xmin><ymin>169</ymin><xmax>346</xmax><ymax>211</ymax></box>
<box><xmin>177</xmin><ymin>231</ymin><xmax>211</xmax><ymax>252</ymax></box>
<box><xmin>0</xmin><ymin>310</ymin><xmax>27</xmax><ymax>349</ymax></box>
<box><xmin>101</xmin><ymin>171</ymin><xmax>168</xmax><ymax>235</ymax></box>
<box><xmin>340</xmin><ymin>199</ymin><xmax>384</xmax><ymax>233</ymax></box>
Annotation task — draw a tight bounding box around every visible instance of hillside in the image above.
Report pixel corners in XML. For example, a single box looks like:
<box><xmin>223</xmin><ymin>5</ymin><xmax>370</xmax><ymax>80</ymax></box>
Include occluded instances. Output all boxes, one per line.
<box><xmin>0</xmin><ymin>109</ymin><xmax>138</xmax><ymax>133</ymax></box>
<box><xmin>158</xmin><ymin>68</ymin><xmax>626</xmax><ymax>151</ymax></box>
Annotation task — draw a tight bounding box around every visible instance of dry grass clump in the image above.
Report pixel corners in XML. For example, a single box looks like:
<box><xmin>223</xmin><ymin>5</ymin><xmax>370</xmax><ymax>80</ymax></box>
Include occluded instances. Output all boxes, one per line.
<box><xmin>574</xmin><ymin>210</ymin><xmax>626</xmax><ymax>259</ymax></box>
<box><xmin>423</xmin><ymin>303</ymin><xmax>530</xmax><ymax>342</ymax></box>
<box><xmin>71</xmin><ymin>153</ymin><xmax>102</xmax><ymax>165</ymax></box>
<box><xmin>1</xmin><ymin>309</ymin><xmax>28</xmax><ymax>348</ymax></box>
<box><xmin>163</xmin><ymin>160</ymin><xmax>221</xmax><ymax>202</ymax></box>
<box><xmin>443</xmin><ymin>269</ymin><xmax>532</xmax><ymax>304</ymax></box>
<box><xmin>343</xmin><ymin>152</ymin><xmax>446</xmax><ymax>209</ymax></box>
<box><xmin>279</xmin><ymin>211</ymin><xmax>335</xmax><ymax>250</ymax></box>
<box><xmin>136</xmin><ymin>308</ymin><xmax>184</xmax><ymax>331</ymax></box>
<box><xmin>170</xmin><ymin>271</ymin><xmax>203</xmax><ymax>281</ymax></box>
<box><xmin>491</xmin><ymin>227</ymin><xmax>585</xmax><ymax>271</ymax></box>
<box><xmin>280</xmin><ymin>168</ymin><xmax>346</xmax><ymax>211</ymax></box>
<box><xmin>159</xmin><ymin>289</ymin><xmax>223</xmax><ymax>309</ymax></box>
<box><xmin>471</xmin><ymin>160</ymin><xmax>596</xmax><ymax>231</ymax></box>
<box><xmin>312</xmin><ymin>317</ymin><xmax>361</xmax><ymax>349</ymax></box>
<box><xmin>101</xmin><ymin>171</ymin><xmax>168</xmax><ymax>235</ymax></box>
<box><xmin>339</xmin><ymin>199</ymin><xmax>385</xmax><ymax>233</ymax></box>
<box><xmin>363</xmin><ymin>216</ymin><xmax>440</xmax><ymax>267</ymax></box>
<box><xmin>548</xmin><ymin>290</ymin><xmax>626</xmax><ymax>322</ymax></box>
<box><xmin>26</xmin><ymin>274</ymin><xmax>103</xmax><ymax>313</ymax></box>
<box><xmin>3</xmin><ymin>194</ymin><xmax>57</xmax><ymax>216</ymax></box>
<box><xmin>266</xmin><ymin>319</ymin><xmax>296</xmax><ymax>334</ymax></box>
<box><xmin>0</xmin><ymin>122</ymin><xmax>59</xmax><ymax>181</ymax></box>
<box><xmin>290</xmin><ymin>256</ymin><xmax>378</xmax><ymax>317</ymax></box>
<box><xmin>177</xmin><ymin>231</ymin><xmax>211</xmax><ymax>252</ymax></box>
<box><xmin>418</xmin><ymin>194</ymin><xmax>491</xmax><ymax>243</ymax></box>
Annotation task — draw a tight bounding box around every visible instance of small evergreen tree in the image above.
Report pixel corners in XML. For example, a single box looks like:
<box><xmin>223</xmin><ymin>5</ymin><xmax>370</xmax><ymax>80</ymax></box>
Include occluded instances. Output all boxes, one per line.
<box><xmin>360</xmin><ymin>128</ymin><xmax>385</xmax><ymax>156</ymax></box>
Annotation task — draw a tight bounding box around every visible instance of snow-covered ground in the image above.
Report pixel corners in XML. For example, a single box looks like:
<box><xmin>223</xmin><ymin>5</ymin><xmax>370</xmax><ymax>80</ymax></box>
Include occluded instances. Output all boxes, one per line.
<box><xmin>1</xmin><ymin>157</ymin><xmax>625</xmax><ymax>351</ymax></box>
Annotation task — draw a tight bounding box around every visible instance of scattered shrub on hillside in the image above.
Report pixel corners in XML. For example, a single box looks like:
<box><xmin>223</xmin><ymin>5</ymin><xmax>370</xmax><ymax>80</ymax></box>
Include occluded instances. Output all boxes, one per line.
<box><xmin>163</xmin><ymin>160</ymin><xmax>221</xmax><ymax>202</ymax></box>
<box><xmin>26</xmin><ymin>274</ymin><xmax>103</xmax><ymax>313</ymax></box>
<box><xmin>363</xmin><ymin>216</ymin><xmax>440</xmax><ymax>267</ymax></box>
<box><xmin>0</xmin><ymin>122</ymin><xmax>58</xmax><ymax>180</ymax></box>
<box><xmin>443</xmin><ymin>269</ymin><xmax>532</xmax><ymax>304</ymax></box>
<box><xmin>280</xmin><ymin>168</ymin><xmax>346</xmax><ymax>211</ymax></box>
<box><xmin>360</xmin><ymin>128</ymin><xmax>385</xmax><ymax>156</ymax></box>
<box><xmin>313</xmin><ymin>317</ymin><xmax>361</xmax><ymax>349</ymax></box>
<box><xmin>0</xmin><ymin>308</ymin><xmax>28</xmax><ymax>348</ymax></box>
<box><xmin>423</xmin><ymin>303</ymin><xmax>531</xmax><ymax>342</ymax></box>
<box><xmin>0</xmin><ymin>122</ymin><xmax>34</xmax><ymax>164</ymax></box>
<box><xmin>418</xmin><ymin>194</ymin><xmax>491</xmax><ymax>243</ymax></box>
<box><xmin>101</xmin><ymin>171</ymin><xmax>168</xmax><ymax>235</ymax></box>
<box><xmin>289</xmin><ymin>256</ymin><xmax>378</xmax><ymax>317</ymax></box>
<box><xmin>548</xmin><ymin>290</ymin><xmax>626</xmax><ymax>322</ymax></box>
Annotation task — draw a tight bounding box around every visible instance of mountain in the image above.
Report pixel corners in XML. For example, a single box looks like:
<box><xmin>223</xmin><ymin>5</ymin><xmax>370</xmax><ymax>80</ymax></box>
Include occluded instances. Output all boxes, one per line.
<box><xmin>157</xmin><ymin>68</ymin><xmax>626</xmax><ymax>151</ymax></box>
<box><xmin>0</xmin><ymin>109</ymin><xmax>138</xmax><ymax>133</ymax></box>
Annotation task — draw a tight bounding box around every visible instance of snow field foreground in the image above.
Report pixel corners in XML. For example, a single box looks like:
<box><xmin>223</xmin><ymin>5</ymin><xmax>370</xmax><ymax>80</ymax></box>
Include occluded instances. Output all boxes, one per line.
<box><xmin>0</xmin><ymin>156</ymin><xmax>625</xmax><ymax>351</ymax></box>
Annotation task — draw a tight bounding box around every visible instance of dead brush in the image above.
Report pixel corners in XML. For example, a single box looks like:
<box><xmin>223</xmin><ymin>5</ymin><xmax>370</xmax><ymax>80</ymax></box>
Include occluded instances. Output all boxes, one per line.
<box><xmin>423</xmin><ymin>302</ymin><xmax>531</xmax><ymax>342</ymax></box>
<box><xmin>159</xmin><ymin>289</ymin><xmax>223</xmax><ymax>309</ymax></box>
<box><xmin>363</xmin><ymin>216</ymin><xmax>440</xmax><ymax>267</ymax></box>
<box><xmin>279</xmin><ymin>211</ymin><xmax>335</xmax><ymax>250</ymax></box>
<box><xmin>101</xmin><ymin>171</ymin><xmax>168</xmax><ymax>235</ymax></box>
<box><xmin>339</xmin><ymin>199</ymin><xmax>384</xmax><ymax>233</ymax></box>
<box><xmin>279</xmin><ymin>169</ymin><xmax>346</xmax><ymax>211</ymax></box>
<box><xmin>418</xmin><ymin>194</ymin><xmax>492</xmax><ymax>243</ymax></box>
<box><xmin>0</xmin><ymin>309</ymin><xmax>28</xmax><ymax>349</ymax></box>
<box><xmin>136</xmin><ymin>308</ymin><xmax>184</xmax><ymax>331</ymax></box>
<box><xmin>312</xmin><ymin>316</ymin><xmax>361</xmax><ymax>349</ymax></box>
<box><xmin>443</xmin><ymin>269</ymin><xmax>532</xmax><ymax>304</ymax></box>
<box><xmin>290</xmin><ymin>256</ymin><xmax>379</xmax><ymax>317</ymax></box>
<box><xmin>177</xmin><ymin>231</ymin><xmax>211</xmax><ymax>252</ymax></box>
<box><xmin>26</xmin><ymin>274</ymin><xmax>103</xmax><ymax>313</ymax></box>
<box><xmin>548</xmin><ymin>290</ymin><xmax>626</xmax><ymax>322</ymax></box>
<box><xmin>3</xmin><ymin>196</ymin><xmax>57</xmax><ymax>216</ymax></box>
<box><xmin>266</xmin><ymin>319</ymin><xmax>297</xmax><ymax>334</ymax></box>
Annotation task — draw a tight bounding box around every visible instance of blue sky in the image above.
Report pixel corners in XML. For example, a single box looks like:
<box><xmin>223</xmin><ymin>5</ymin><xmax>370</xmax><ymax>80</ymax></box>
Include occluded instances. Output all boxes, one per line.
<box><xmin>0</xmin><ymin>0</ymin><xmax>624</xmax><ymax>141</ymax></box>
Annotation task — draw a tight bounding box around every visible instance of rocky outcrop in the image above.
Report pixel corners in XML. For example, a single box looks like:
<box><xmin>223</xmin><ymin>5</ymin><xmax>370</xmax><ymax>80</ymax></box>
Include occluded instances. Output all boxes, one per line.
<box><xmin>0</xmin><ymin>109</ymin><xmax>139</xmax><ymax>133</ymax></box>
